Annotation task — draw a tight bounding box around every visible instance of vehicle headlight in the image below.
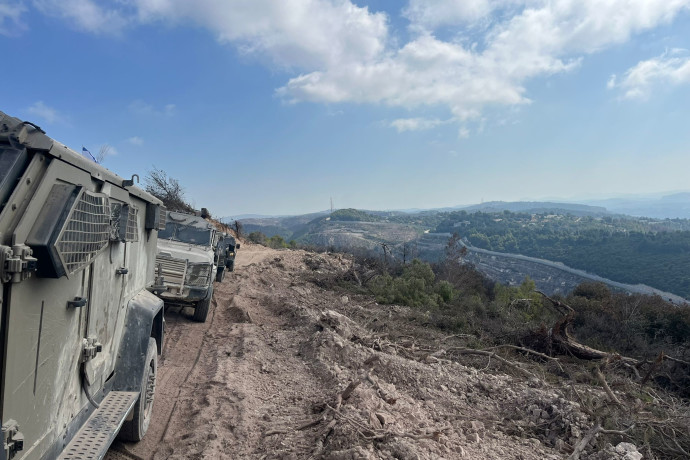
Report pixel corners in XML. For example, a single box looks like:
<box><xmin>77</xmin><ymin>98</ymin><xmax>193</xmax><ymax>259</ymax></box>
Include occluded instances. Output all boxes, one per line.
<box><xmin>185</xmin><ymin>262</ymin><xmax>212</xmax><ymax>286</ymax></box>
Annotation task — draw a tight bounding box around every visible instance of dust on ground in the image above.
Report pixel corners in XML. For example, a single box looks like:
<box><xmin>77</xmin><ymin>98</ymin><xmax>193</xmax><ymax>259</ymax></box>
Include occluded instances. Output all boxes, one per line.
<box><xmin>107</xmin><ymin>243</ymin><xmax>639</xmax><ymax>460</ymax></box>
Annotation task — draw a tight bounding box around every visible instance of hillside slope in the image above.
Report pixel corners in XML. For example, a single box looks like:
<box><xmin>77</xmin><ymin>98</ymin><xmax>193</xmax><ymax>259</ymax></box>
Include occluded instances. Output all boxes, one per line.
<box><xmin>106</xmin><ymin>244</ymin><xmax>676</xmax><ymax>459</ymax></box>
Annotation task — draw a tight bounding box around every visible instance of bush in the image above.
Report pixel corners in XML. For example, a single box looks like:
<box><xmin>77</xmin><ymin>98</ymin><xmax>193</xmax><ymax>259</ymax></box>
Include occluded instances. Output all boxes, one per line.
<box><xmin>569</xmin><ymin>285</ymin><xmax>690</xmax><ymax>359</ymax></box>
<box><xmin>248</xmin><ymin>231</ymin><xmax>267</xmax><ymax>244</ymax></box>
<box><xmin>572</xmin><ymin>282</ymin><xmax>611</xmax><ymax>300</ymax></box>
<box><xmin>368</xmin><ymin>259</ymin><xmax>452</xmax><ymax>309</ymax></box>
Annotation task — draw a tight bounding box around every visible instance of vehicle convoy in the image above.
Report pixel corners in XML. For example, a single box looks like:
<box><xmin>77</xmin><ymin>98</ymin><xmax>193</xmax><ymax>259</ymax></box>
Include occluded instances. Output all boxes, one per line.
<box><xmin>215</xmin><ymin>233</ymin><xmax>240</xmax><ymax>282</ymax></box>
<box><xmin>0</xmin><ymin>111</ymin><xmax>166</xmax><ymax>460</ymax></box>
<box><xmin>154</xmin><ymin>211</ymin><xmax>217</xmax><ymax>322</ymax></box>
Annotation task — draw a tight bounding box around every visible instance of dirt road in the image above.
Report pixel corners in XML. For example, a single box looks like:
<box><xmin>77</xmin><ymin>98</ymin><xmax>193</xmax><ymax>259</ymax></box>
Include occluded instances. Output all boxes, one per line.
<box><xmin>108</xmin><ymin>244</ymin><xmax>281</xmax><ymax>458</ymax></box>
<box><xmin>106</xmin><ymin>243</ymin><xmax>618</xmax><ymax>459</ymax></box>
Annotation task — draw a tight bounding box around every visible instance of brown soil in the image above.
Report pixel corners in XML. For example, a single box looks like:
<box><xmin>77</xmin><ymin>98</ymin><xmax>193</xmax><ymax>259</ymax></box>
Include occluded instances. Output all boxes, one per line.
<box><xmin>105</xmin><ymin>243</ymin><xmax>636</xmax><ymax>460</ymax></box>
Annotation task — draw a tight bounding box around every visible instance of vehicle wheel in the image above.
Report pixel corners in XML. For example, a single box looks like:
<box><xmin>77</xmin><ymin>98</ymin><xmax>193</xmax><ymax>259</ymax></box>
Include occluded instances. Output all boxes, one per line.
<box><xmin>118</xmin><ymin>338</ymin><xmax>157</xmax><ymax>441</ymax></box>
<box><xmin>227</xmin><ymin>260</ymin><xmax>235</xmax><ymax>272</ymax></box>
<box><xmin>215</xmin><ymin>268</ymin><xmax>225</xmax><ymax>282</ymax></box>
<box><xmin>192</xmin><ymin>286</ymin><xmax>213</xmax><ymax>322</ymax></box>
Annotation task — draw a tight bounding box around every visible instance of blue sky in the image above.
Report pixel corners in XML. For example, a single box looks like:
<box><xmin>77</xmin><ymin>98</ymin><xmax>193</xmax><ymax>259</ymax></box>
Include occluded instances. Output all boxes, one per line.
<box><xmin>2</xmin><ymin>1</ymin><xmax>690</xmax><ymax>217</ymax></box>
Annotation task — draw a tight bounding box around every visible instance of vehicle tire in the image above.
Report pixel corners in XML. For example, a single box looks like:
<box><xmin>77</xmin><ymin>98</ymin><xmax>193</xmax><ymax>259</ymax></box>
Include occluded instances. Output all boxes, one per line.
<box><xmin>215</xmin><ymin>267</ymin><xmax>225</xmax><ymax>282</ymax></box>
<box><xmin>227</xmin><ymin>260</ymin><xmax>235</xmax><ymax>272</ymax></box>
<box><xmin>192</xmin><ymin>286</ymin><xmax>213</xmax><ymax>322</ymax></box>
<box><xmin>118</xmin><ymin>338</ymin><xmax>157</xmax><ymax>442</ymax></box>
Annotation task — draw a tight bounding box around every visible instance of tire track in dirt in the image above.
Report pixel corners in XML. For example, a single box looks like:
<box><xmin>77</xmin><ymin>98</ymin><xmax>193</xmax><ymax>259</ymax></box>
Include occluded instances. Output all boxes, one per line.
<box><xmin>153</xmin><ymin>296</ymin><xmax>222</xmax><ymax>454</ymax></box>
<box><xmin>106</xmin><ymin>282</ymin><xmax>226</xmax><ymax>459</ymax></box>
<box><xmin>106</xmin><ymin>242</ymin><xmax>270</xmax><ymax>459</ymax></box>
<box><xmin>109</xmin><ymin>245</ymin><xmax>278</xmax><ymax>459</ymax></box>
<box><xmin>115</xmin><ymin>244</ymin><xmax>337</xmax><ymax>459</ymax></box>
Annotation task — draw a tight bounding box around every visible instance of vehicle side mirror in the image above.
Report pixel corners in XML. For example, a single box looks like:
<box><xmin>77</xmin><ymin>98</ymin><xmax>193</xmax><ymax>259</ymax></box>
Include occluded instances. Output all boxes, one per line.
<box><xmin>236</xmin><ymin>243</ymin><xmax>240</xmax><ymax>250</ymax></box>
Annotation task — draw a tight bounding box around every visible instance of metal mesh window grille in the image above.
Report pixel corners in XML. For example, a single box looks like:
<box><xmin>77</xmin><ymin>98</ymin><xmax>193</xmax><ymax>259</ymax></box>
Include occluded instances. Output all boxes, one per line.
<box><xmin>110</xmin><ymin>202</ymin><xmax>123</xmax><ymax>241</ymax></box>
<box><xmin>56</xmin><ymin>191</ymin><xmax>110</xmax><ymax>275</ymax></box>
<box><xmin>126</xmin><ymin>205</ymin><xmax>139</xmax><ymax>242</ymax></box>
<box><xmin>158</xmin><ymin>206</ymin><xmax>167</xmax><ymax>231</ymax></box>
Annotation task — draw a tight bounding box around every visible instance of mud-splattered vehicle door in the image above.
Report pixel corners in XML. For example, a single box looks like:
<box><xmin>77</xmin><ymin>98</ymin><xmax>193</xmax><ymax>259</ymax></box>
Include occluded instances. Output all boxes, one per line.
<box><xmin>0</xmin><ymin>111</ymin><xmax>164</xmax><ymax>460</ymax></box>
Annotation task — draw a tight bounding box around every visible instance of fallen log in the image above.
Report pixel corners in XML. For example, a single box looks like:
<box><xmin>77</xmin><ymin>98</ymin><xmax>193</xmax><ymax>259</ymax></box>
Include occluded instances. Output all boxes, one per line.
<box><xmin>536</xmin><ymin>291</ymin><xmax>637</xmax><ymax>364</ymax></box>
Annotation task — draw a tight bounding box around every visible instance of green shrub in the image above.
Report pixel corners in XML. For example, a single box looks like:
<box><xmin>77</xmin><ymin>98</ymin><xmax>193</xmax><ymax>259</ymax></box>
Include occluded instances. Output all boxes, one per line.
<box><xmin>368</xmin><ymin>259</ymin><xmax>451</xmax><ymax>309</ymax></box>
<box><xmin>248</xmin><ymin>231</ymin><xmax>267</xmax><ymax>244</ymax></box>
<box><xmin>267</xmin><ymin>234</ymin><xmax>287</xmax><ymax>249</ymax></box>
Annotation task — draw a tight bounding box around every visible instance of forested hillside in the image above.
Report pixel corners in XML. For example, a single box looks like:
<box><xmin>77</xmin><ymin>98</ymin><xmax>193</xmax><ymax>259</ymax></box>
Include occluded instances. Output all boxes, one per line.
<box><xmin>235</xmin><ymin>205</ymin><xmax>690</xmax><ymax>299</ymax></box>
<box><xmin>436</xmin><ymin>211</ymin><xmax>690</xmax><ymax>298</ymax></box>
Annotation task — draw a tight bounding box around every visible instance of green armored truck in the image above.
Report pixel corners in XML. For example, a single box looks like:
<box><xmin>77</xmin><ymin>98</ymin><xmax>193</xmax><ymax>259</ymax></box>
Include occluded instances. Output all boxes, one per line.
<box><xmin>215</xmin><ymin>233</ymin><xmax>240</xmax><ymax>282</ymax></box>
<box><xmin>0</xmin><ymin>111</ymin><xmax>165</xmax><ymax>460</ymax></box>
<box><xmin>154</xmin><ymin>211</ymin><xmax>217</xmax><ymax>322</ymax></box>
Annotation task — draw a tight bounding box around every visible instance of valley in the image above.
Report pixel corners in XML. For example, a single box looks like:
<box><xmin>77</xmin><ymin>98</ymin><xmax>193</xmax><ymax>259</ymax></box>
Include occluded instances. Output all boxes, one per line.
<box><xmin>234</xmin><ymin>201</ymin><xmax>690</xmax><ymax>301</ymax></box>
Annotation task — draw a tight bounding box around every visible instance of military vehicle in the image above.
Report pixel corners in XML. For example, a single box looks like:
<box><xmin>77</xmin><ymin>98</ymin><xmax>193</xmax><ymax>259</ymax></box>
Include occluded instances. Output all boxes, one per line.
<box><xmin>215</xmin><ymin>234</ymin><xmax>240</xmax><ymax>282</ymax></box>
<box><xmin>0</xmin><ymin>111</ymin><xmax>165</xmax><ymax>460</ymax></box>
<box><xmin>154</xmin><ymin>211</ymin><xmax>217</xmax><ymax>322</ymax></box>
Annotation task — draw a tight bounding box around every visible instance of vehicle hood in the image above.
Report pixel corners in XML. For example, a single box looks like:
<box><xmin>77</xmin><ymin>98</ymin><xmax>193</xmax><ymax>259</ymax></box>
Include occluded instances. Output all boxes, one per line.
<box><xmin>157</xmin><ymin>239</ymin><xmax>214</xmax><ymax>264</ymax></box>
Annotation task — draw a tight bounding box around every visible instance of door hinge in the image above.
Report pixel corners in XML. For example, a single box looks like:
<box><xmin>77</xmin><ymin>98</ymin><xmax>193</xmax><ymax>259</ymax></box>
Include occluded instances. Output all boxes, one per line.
<box><xmin>2</xmin><ymin>420</ymin><xmax>24</xmax><ymax>459</ymax></box>
<box><xmin>81</xmin><ymin>336</ymin><xmax>103</xmax><ymax>363</ymax></box>
<box><xmin>0</xmin><ymin>244</ymin><xmax>37</xmax><ymax>284</ymax></box>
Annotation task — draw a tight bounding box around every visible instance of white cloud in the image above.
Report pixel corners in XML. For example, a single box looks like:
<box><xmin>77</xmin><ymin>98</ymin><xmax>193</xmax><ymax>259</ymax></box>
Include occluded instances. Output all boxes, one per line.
<box><xmin>129</xmin><ymin>100</ymin><xmax>176</xmax><ymax>117</ymax></box>
<box><xmin>390</xmin><ymin>117</ymin><xmax>449</xmax><ymax>132</ymax></box>
<box><xmin>277</xmin><ymin>32</ymin><xmax>535</xmax><ymax>120</ymax></box>
<box><xmin>127</xmin><ymin>136</ymin><xmax>144</xmax><ymax>145</ymax></box>
<box><xmin>33</xmin><ymin>0</ymin><xmax>129</xmax><ymax>34</ymax></box>
<box><xmin>279</xmin><ymin>0</ymin><xmax>690</xmax><ymax>126</ymax></box>
<box><xmin>26</xmin><ymin>101</ymin><xmax>61</xmax><ymax>124</ymax></box>
<box><xmin>134</xmin><ymin>0</ymin><xmax>388</xmax><ymax>70</ymax></box>
<box><xmin>403</xmin><ymin>0</ymin><xmax>524</xmax><ymax>30</ymax></box>
<box><xmin>404</xmin><ymin>0</ymin><xmax>492</xmax><ymax>27</ymax></box>
<box><xmin>0</xmin><ymin>1</ymin><xmax>27</xmax><ymax>36</ymax></box>
<box><xmin>609</xmin><ymin>49</ymin><xmax>690</xmax><ymax>99</ymax></box>
<box><xmin>22</xmin><ymin>0</ymin><xmax>690</xmax><ymax>134</ymax></box>
<box><xmin>606</xmin><ymin>74</ymin><xmax>617</xmax><ymax>89</ymax></box>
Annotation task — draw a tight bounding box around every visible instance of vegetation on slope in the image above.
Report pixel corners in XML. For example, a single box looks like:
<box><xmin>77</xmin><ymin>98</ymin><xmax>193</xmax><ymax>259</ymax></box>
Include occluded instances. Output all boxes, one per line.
<box><xmin>329</xmin><ymin>208</ymin><xmax>381</xmax><ymax>222</ymax></box>
<box><xmin>299</xmin><ymin>235</ymin><xmax>690</xmax><ymax>375</ymax></box>
<box><xmin>435</xmin><ymin>210</ymin><xmax>690</xmax><ymax>298</ymax></box>
<box><xmin>298</xmin><ymin>238</ymin><xmax>690</xmax><ymax>458</ymax></box>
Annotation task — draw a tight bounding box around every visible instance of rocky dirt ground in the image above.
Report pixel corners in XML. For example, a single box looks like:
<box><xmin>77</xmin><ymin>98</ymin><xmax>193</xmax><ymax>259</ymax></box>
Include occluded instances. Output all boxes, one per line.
<box><xmin>106</xmin><ymin>243</ymin><xmax>650</xmax><ymax>460</ymax></box>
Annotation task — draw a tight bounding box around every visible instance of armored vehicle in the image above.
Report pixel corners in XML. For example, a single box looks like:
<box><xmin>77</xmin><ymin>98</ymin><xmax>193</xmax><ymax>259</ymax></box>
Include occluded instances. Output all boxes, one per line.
<box><xmin>0</xmin><ymin>111</ymin><xmax>165</xmax><ymax>460</ymax></box>
<box><xmin>215</xmin><ymin>234</ymin><xmax>240</xmax><ymax>282</ymax></box>
<box><xmin>154</xmin><ymin>211</ymin><xmax>217</xmax><ymax>322</ymax></box>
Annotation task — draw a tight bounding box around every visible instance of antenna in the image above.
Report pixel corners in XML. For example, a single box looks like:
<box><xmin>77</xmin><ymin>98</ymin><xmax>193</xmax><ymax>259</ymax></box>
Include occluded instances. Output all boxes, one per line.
<box><xmin>330</xmin><ymin>197</ymin><xmax>334</xmax><ymax>214</ymax></box>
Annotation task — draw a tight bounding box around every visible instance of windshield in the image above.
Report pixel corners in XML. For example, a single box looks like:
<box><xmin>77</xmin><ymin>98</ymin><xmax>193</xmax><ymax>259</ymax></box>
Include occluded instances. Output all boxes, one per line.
<box><xmin>159</xmin><ymin>222</ymin><xmax>212</xmax><ymax>245</ymax></box>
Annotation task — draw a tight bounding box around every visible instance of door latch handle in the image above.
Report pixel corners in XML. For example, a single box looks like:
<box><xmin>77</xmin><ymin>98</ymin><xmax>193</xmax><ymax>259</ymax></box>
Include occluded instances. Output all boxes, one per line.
<box><xmin>67</xmin><ymin>297</ymin><xmax>87</xmax><ymax>308</ymax></box>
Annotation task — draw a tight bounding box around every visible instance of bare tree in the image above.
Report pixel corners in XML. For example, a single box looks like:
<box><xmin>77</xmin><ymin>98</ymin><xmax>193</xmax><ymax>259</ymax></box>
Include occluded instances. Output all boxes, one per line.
<box><xmin>444</xmin><ymin>232</ymin><xmax>468</xmax><ymax>263</ymax></box>
<box><xmin>233</xmin><ymin>220</ymin><xmax>244</xmax><ymax>239</ymax></box>
<box><xmin>144</xmin><ymin>167</ymin><xmax>195</xmax><ymax>213</ymax></box>
<box><xmin>380</xmin><ymin>242</ymin><xmax>390</xmax><ymax>271</ymax></box>
<box><xmin>96</xmin><ymin>144</ymin><xmax>112</xmax><ymax>164</ymax></box>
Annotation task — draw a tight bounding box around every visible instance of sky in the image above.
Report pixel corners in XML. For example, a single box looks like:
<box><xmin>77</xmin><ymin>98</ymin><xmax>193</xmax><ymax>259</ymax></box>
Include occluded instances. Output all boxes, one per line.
<box><xmin>2</xmin><ymin>0</ymin><xmax>690</xmax><ymax>217</ymax></box>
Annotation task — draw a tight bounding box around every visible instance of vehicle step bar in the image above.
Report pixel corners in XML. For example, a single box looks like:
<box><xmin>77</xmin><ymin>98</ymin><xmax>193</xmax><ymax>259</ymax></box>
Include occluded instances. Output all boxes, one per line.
<box><xmin>57</xmin><ymin>391</ymin><xmax>139</xmax><ymax>460</ymax></box>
